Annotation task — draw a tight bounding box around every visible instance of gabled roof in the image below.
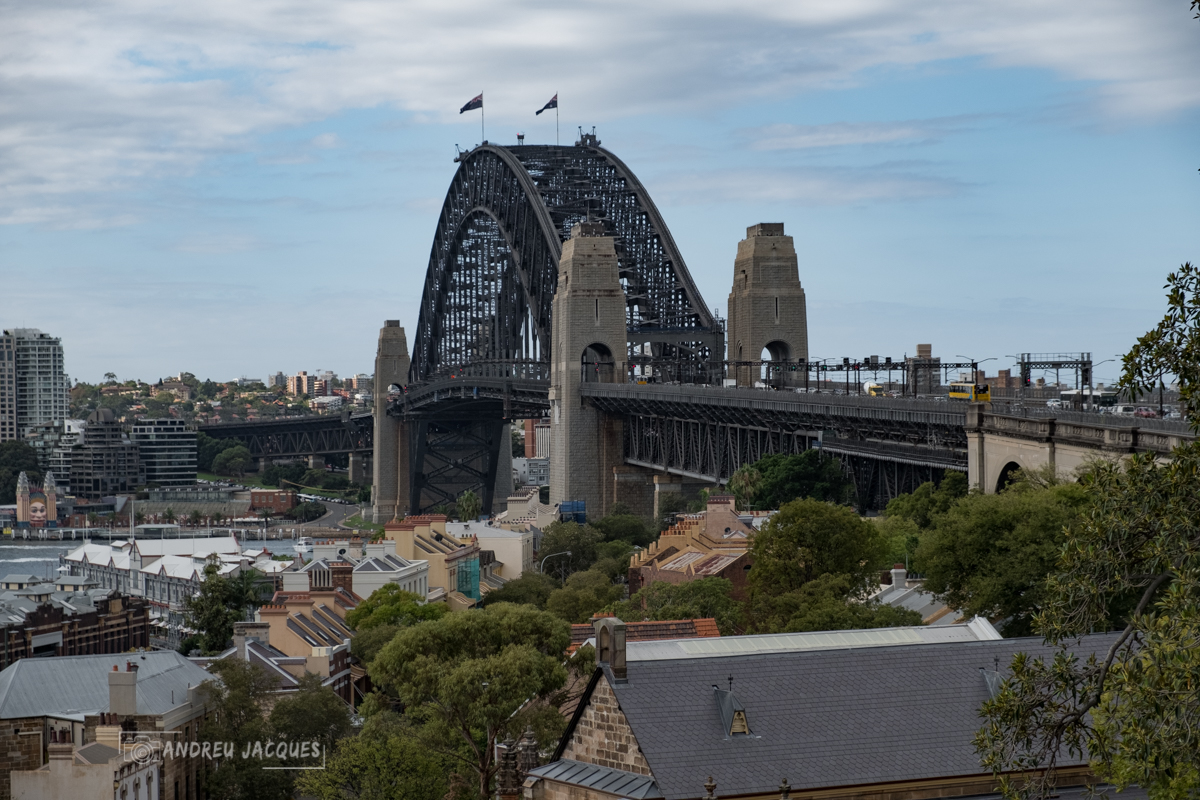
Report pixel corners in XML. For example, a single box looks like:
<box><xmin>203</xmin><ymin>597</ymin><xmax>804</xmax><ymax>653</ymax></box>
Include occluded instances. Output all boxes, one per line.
<box><xmin>558</xmin><ymin>633</ymin><xmax>1122</xmax><ymax>800</ymax></box>
<box><xmin>0</xmin><ymin>651</ymin><xmax>213</xmax><ymax>720</ymax></box>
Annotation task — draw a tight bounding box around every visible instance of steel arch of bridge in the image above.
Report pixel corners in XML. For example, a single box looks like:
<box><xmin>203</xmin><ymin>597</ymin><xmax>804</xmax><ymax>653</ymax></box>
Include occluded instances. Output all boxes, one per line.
<box><xmin>403</xmin><ymin>139</ymin><xmax>722</xmax><ymax>514</ymax></box>
<box><xmin>409</xmin><ymin>141</ymin><xmax>719</xmax><ymax>383</ymax></box>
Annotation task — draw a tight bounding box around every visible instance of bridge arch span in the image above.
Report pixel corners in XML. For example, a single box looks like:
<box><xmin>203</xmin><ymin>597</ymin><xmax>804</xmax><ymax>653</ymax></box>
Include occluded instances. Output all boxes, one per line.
<box><xmin>409</xmin><ymin>140</ymin><xmax>721</xmax><ymax>384</ymax></box>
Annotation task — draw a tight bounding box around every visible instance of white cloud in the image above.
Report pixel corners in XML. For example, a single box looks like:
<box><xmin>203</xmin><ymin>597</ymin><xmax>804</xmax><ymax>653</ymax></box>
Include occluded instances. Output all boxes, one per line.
<box><xmin>657</xmin><ymin>164</ymin><xmax>965</xmax><ymax>205</ymax></box>
<box><xmin>746</xmin><ymin>121</ymin><xmax>940</xmax><ymax>150</ymax></box>
<box><xmin>311</xmin><ymin>132</ymin><xmax>340</xmax><ymax>149</ymax></box>
<box><xmin>1</xmin><ymin>0</ymin><xmax>1196</xmax><ymax>225</ymax></box>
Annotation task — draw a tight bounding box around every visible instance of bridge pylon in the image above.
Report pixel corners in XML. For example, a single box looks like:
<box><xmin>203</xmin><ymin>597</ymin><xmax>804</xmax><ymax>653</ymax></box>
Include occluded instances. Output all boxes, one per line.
<box><xmin>372</xmin><ymin>321</ymin><xmax>410</xmax><ymax>523</ymax></box>
<box><xmin>549</xmin><ymin>221</ymin><xmax>628</xmax><ymax>517</ymax></box>
<box><xmin>727</xmin><ymin>223</ymin><xmax>808</xmax><ymax>387</ymax></box>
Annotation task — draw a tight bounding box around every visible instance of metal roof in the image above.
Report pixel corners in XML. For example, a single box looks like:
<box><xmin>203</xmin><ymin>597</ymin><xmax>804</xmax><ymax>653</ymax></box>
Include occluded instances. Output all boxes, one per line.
<box><xmin>625</xmin><ymin>619</ymin><xmax>1000</xmax><ymax>662</ymax></box>
<box><xmin>0</xmin><ymin>651</ymin><xmax>214</xmax><ymax>719</ymax></box>
<box><xmin>528</xmin><ymin>759</ymin><xmax>662</xmax><ymax>799</ymax></box>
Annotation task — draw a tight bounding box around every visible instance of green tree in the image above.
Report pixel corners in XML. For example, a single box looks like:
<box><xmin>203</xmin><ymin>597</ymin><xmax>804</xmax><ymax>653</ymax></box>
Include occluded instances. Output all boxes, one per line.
<box><xmin>268</xmin><ymin>673</ymin><xmax>354</xmax><ymax>755</ymax></box>
<box><xmin>978</xmin><ymin>263</ymin><xmax>1200</xmax><ymax>798</ymax></box>
<box><xmin>917</xmin><ymin>480</ymin><xmax>1087</xmax><ymax>636</ymax></box>
<box><xmin>883</xmin><ymin>471</ymin><xmax>968</xmax><ymax>529</ymax></box>
<box><xmin>545</xmin><ymin>569</ymin><xmax>625</xmax><ymax>623</ymax></box>
<box><xmin>748</xmin><ymin>498</ymin><xmax>887</xmax><ymax>597</ymax></box>
<box><xmin>346</xmin><ymin>585</ymin><xmax>449</xmax><ymax>631</ymax></box>
<box><xmin>751</xmin><ymin>573</ymin><xmax>923</xmax><ymax>633</ymax></box>
<box><xmin>212</xmin><ymin>445</ymin><xmax>252</xmax><ymax>477</ymax></box>
<box><xmin>727</xmin><ymin>464</ymin><xmax>762</xmax><ymax>509</ymax></box>
<box><xmin>369</xmin><ymin>603</ymin><xmax>570</xmax><ymax>799</ymax></box>
<box><xmin>479</xmin><ymin>571</ymin><xmax>558</xmax><ymax>609</ymax></box>
<box><xmin>196</xmin><ymin>432</ymin><xmax>234</xmax><ymax>472</ymax></box>
<box><xmin>300</xmin><ymin>468</ymin><xmax>328</xmax><ymax>489</ymax></box>
<box><xmin>198</xmin><ymin>659</ymin><xmax>294</xmax><ymax>799</ymax></box>
<box><xmin>609</xmin><ymin>576</ymin><xmax>743</xmax><ymax>634</ymax></box>
<box><xmin>0</xmin><ymin>441</ymin><xmax>41</xmax><ymax>504</ymax></box>
<box><xmin>746</xmin><ymin>498</ymin><xmax>891</xmax><ymax>632</ymax></box>
<box><xmin>188</xmin><ymin>509</ymin><xmax>203</xmax><ymax>527</ymax></box>
<box><xmin>457</xmin><ymin>489</ymin><xmax>482</xmax><ymax>522</ymax></box>
<box><xmin>295</xmin><ymin>727</ymin><xmax>447</xmax><ymax>800</ymax></box>
<box><xmin>227</xmin><ymin>568</ymin><xmax>270</xmax><ymax>617</ymax></box>
<box><xmin>753</xmin><ymin>450</ymin><xmax>854</xmax><ymax>509</ymax></box>
<box><xmin>538</xmin><ymin>520</ymin><xmax>603</xmax><ymax>576</ymax></box>
<box><xmin>590</xmin><ymin>512</ymin><xmax>655</xmax><ymax>547</ymax></box>
<box><xmin>164</xmin><ymin>507</ymin><xmax>176</xmax><ymax>523</ymax></box>
<box><xmin>181</xmin><ymin>561</ymin><xmax>240</xmax><ymax>653</ymax></box>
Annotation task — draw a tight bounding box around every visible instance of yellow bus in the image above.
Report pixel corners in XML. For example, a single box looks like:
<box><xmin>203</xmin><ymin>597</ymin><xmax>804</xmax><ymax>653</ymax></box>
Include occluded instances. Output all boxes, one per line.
<box><xmin>948</xmin><ymin>382</ymin><xmax>991</xmax><ymax>402</ymax></box>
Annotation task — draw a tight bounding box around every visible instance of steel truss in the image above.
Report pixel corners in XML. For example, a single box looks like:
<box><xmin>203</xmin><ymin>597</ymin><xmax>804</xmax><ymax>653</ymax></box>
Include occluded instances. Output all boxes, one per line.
<box><xmin>199</xmin><ymin>415</ymin><xmax>372</xmax><ymax>459</ymax></box>
<box><xmin>409</xmin><ymin>419</ymin><xmax>505</xmax><ymax>516</ymax></box>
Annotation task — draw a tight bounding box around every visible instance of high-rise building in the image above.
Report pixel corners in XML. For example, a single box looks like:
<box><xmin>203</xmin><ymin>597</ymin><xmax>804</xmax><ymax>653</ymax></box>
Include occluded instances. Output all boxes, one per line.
<box><xmin>70</xmin><ymin>409</ymin><xmax>139</xmax><ymax>499</ymax></box>
<box><xmin>3</xmin><ymin>329</ymin><xmax>69</xmax><ymax>438</ymax></box>
<box><xmin>130</xmin><ymin>418</ymin><xmax>197</xmax><ymax>487</ymax></box>
<box><xmin>287</xmin><ymin>370</ymin><xmax>314</xmax><ymax>397</ymax></box>
<box><xmin>0</xmin><ymin>333</ymin><xmax>15</xmax><ymax>442</ymax></box>
<box><xmin>267</xmin><ymin>372</ymin><xmax>287</xmax><ymax>388</ymax></box>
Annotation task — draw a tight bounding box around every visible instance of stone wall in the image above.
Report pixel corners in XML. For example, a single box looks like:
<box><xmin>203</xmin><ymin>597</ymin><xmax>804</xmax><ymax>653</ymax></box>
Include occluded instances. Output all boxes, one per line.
<box><xmin>560</xmin><ymin>678</ymin><xmax>650</xmax><ymax>776</ymax></box>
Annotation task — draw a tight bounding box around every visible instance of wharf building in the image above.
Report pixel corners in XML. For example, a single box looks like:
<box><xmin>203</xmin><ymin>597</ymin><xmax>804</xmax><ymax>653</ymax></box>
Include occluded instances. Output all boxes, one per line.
<box><xmin>0</xmin><ymin>329</ymin><xmax>70</xmax><ymax>443</ymax></box>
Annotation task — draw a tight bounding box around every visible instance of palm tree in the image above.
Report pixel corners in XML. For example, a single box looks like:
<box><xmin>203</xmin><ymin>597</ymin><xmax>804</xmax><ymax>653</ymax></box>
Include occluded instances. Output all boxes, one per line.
<box><xmin>164</xmin><ymin>507</ymin><xmax>177</xmax><ymax>524</ymax></box>
<box><xmin>189</xmin><ymin>509</ymin><xmax>203</xmax><ymax>528</ymax></box>
<box><xmin>228</xmin><ymin>569</ymin><xmax>270</xmax><ymax>617</ymax></box>
<box><xmin>728</xmin><ymin>465</ymin><xmax>763</xmax><ymax>510</ymax></box>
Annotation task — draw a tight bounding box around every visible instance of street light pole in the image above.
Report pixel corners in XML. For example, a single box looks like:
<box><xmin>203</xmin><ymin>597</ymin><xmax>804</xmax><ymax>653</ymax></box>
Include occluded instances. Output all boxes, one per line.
<box><xmin>539</xmin><ymin>550</ymin><xmax>572</xmax><ymax>574</ymax></box>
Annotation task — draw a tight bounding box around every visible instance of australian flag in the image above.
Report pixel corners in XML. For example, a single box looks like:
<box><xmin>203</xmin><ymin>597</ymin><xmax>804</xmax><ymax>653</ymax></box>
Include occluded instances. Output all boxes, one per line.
<box><xmin>460</xmin><ymin>93</ymin><xmax>483</xmax><ymax>113</ymax></box>
<box><xmin>536</xmin><ymin>94</ymin><xmax>558</xmax><ymax>115</ymax></box>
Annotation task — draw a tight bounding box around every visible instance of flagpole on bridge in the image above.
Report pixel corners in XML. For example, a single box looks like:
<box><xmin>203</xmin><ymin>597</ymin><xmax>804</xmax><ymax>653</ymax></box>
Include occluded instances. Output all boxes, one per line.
<box><xmin>481</xmin><ymin>91</ymin><xmax>485</xmax><ymax>143</ymax></box>
<box><xmin>556</xmin><ymin>92</ymin><xmax>559</xmax><ymax>146</ymax></box>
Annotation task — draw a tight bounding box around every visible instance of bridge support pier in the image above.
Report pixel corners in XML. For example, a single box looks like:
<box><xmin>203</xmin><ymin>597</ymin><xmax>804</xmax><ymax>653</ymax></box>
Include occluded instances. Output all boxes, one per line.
<box><xmin>348</xmin><ymin>452</ymin><xmax>368</xmax><ymax>485</ymax></box>
<box><xmin>727</xmin><ymin>223</ymin><xmax>808</xmax><ymax>387</ymax></box>
<box><xmin>612</xmin><ymin>465</ymin><xmax>655</xmax><ymax>520</ymax></box>
<box><xmin>549</xmin><ymin>222</ymin><xmax>628</xmax><ymax>520</ymax></box>
<box><xmin>372</xmin><ymin>321</ymin><xmax>411</xmax><ymax>522</ymax></box>
<box><xmin>307</xmin><ymin>454</ymin><xmax>324</xmax><ymax>470</ymax></box>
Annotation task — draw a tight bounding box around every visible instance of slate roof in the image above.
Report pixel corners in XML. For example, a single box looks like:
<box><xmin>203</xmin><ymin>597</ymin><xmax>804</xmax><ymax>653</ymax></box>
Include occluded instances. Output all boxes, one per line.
<box><xmin>574</xmin><ymin>633</ymin><xmax>1121</xmax><ymax>800</ymax></box>
<box><xmin>0</xmin><ymin>651</ymin><xmax>214</xmax><ymax>719</ymax></box>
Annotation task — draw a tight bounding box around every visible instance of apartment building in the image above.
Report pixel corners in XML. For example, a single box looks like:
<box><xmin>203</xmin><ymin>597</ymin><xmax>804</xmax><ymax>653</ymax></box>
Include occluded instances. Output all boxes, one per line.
<box><xmin>129</xmin><ymin>418</ymin><xmax>197</xmax><ymax>487</ymax></box>
<box><xmin>0</xmin><ymin>330</ymin><xmax>69</xmax><ymax>442</ymax></box>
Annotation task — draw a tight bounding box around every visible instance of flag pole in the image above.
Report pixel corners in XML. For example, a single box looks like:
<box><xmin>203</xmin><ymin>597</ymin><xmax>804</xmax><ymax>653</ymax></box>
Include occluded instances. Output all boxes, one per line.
<box><xmin>481</xmin><ymin>91</ymin><xmax>485</xmax><ymax>143</ymax></box>
<box><xmin>556</xmin><ymin>93</ymin><xmax>559</xmax><ymax>146</ymax></box>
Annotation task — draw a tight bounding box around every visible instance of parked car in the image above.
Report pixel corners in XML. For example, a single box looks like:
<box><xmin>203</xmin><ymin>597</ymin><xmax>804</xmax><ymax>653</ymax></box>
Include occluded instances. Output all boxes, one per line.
<box><xmin>1134</xmin><ymin>407</ymin><xmax>1159</xmax><ymax>418</ymax></box>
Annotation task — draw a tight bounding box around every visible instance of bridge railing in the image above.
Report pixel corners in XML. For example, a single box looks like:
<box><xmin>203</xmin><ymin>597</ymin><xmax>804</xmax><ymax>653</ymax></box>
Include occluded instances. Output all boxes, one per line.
<box><xmin>424</xmin><ymin>360</ymin><xmax>550</xmax><ymax>382</ymax></box>
<box><xmin>991</xmin><ymin>403</ymin><xmax>1194</xmax><ymax>434</ymax></box>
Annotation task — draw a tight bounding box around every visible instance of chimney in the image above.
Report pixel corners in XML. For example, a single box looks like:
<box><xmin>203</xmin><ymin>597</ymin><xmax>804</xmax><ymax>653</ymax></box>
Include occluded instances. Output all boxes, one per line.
<box><xmin>47</xmin><ymin>743</ymin><xmax>73</xmax><ymax>773</ymax></box>
<box><xmin>95</xmin><ymin>725</ymin><xmax>122</xmax><ymax>751</ymax></box>
<box><xmin>108</xmin><ymin>662</ymin><xmax>137</xmax><ymax>716</ymax></box>
<box><xmin>890</xmin><ymin>564</ymin><xmax>907</xmax><ymax>592</ymax></box>
<box><xmin>593</xmin><ymin>617</ymin><xmax>627</xmax><ymax>681</ymax></box>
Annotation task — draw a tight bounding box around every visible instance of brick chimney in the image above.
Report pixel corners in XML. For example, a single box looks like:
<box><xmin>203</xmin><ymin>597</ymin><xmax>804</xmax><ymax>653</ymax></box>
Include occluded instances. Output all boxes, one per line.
<box><xmin>593</xmin><ymin>617</ymin><xmax>627</xmax><ymax>681</ymax></box>
<box><xmin>108</xmin><ymin>662</ymin><xmax>138</xmax><ymax>716</ymax></box>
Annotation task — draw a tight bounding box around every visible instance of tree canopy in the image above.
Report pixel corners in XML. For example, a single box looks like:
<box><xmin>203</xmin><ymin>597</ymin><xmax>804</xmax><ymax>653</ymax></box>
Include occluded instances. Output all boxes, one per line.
<box><xmin>608</xmin><ymin>577</ymin><xmax>743</xmax><ymax>635</ymax></box>
<box><xmin>917</xmin><ymin>479</ymin><xmax>1087</xmax><ymax>636</ymax></box>
<box><xmin>745</xmin><ymin>498</ymin><xmax>894</xmax><ymax>633</ymax></box>
<box><xmin>752</xmin><ymin>450</ymin><xmax>854</xmax><ymax>509</ymax></box>
<box><xmin>537</xmin><ymin>520</ymin><xmax>603</xmax><ymax>575</ymax></box>
<box><xmin>369</xmin><ymin>603</ymin><xmax>570</xmax><ymax>800</ymax></box>
<box><xmin>978</xmin><ymin>263</ymin><xmax>1200</xmax><ymax>797</ymax></box>
<box><xmin>0</xmin><ymin>441</ymin><xmax>40</xmax><ymax>504</ymax></box>
<box><xmin>346</xmin><ymin>585</ymin><xmax>449</xmax><ymax>631</ymax></box>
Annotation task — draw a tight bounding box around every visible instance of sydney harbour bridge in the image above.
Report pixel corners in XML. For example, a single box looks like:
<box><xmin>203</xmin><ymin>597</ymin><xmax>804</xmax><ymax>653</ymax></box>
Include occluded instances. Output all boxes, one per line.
<box><xmin>201</xmin><ymin>131</ymin><xmax>1188</xmax><ymax>518</ymax></box>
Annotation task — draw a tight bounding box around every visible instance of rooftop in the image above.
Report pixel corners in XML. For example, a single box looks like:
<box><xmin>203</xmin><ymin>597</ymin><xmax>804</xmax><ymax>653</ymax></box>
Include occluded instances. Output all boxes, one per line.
<box><xmin>0</xmin><ymin>651</ymin><xmax>213</xmax><ymax>720</ymax></box>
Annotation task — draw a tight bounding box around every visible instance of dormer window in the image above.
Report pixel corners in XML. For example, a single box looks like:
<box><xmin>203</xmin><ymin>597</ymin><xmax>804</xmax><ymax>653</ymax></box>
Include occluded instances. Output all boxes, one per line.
<box><xmin>713</xmin><ymin>686</ymin><xmax>751</xmax><ymax>737</ymax></box>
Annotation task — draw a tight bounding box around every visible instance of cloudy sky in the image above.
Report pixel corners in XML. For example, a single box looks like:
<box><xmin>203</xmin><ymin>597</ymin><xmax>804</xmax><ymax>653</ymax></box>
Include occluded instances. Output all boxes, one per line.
<box><xmin>2</xmin><ymin>0</ymin><xmax>1198</xmax><ymax>385</ymax></box>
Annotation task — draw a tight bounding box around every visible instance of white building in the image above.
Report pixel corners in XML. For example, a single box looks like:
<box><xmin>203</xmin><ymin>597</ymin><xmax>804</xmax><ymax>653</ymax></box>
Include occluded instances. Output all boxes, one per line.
<box><xmin>446</xmin><ymin>521</ymin><xmax>536</xmax><ymax>581</ymax></box>
<box><xmin>296</xmin><ymin>540</ymin><xmax>430</xmax><ymax>599</ymax></box>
